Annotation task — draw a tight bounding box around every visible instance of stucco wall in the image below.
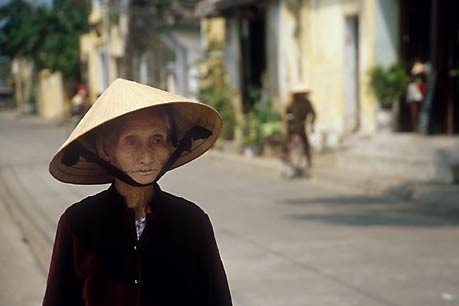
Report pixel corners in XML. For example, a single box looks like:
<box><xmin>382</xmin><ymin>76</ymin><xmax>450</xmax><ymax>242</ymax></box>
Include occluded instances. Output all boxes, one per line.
<box><xmin>359</xmin><ymin>0</ymin><xmax>376</xmax><ymax>134</ymax></box>
<box><xmin>260</xmin><ymin>0</ymin><xmax>390</xmax><ymax>139</ymax></box>
<box><xmin>300</xmin><ymin>0</ymin><xmax>380</xmax><ymax>138</ymax></box>
<box><xmin>201</xmin><ymin>17</ymin><xmax>225</xmax><ymax>49</ymax></box>
<box><xmin>278</xmin><ymin>0</ymin><xmax>303</xmax><ymax>105</ymax></box>
<box><xmin>37</xmin><ymin>70</ymin><xmax>64</xmax><ymax>120</ymax></box>
<box><xmin>303</xmin><ymin>0</ymin><xmax>347</xmax><ymax>136</ymax></box>
<box><xmin>200</xmin><ymin>0</ymin><xmax>394</xmax><ymax>141</ymax></box>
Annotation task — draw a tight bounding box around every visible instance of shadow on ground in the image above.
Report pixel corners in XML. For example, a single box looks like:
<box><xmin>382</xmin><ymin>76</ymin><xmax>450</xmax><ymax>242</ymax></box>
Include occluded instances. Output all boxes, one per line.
<box><xmin>280</xmin><ymin>193</ymin><xmax>459</xmax><ymax>227</ymax></box>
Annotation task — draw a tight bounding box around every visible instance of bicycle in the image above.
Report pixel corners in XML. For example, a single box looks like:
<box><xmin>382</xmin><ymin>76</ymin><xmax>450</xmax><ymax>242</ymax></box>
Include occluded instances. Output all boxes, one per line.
<box><xmin>280</xmin><ymin>127</ymin><xmax>310</xmax><ymax>179</ymax></box>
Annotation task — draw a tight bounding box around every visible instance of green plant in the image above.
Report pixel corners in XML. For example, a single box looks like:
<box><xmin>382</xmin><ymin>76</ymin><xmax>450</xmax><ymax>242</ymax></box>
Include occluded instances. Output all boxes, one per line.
<box><xmin>241</xmin><ymin>112</ymin><xmax>262</xmax><ymax>146</ymax></box>
<box><xmin>248</xmin><ymin>88</ymin><xmax>281</xmax><ymax>123</ymax></box>
<box><xmin>449</xmin><ymin>68</ymin><xmax>459</xmax><ymax>78</ymax></box>
<box><xmin>110</xmin><ymin>10</ymin><xmax>120</xmax><ymax>26</ymax></box>
<box><xmin>198</xmin><ymin>43</ymin><xmax>236</xmax><ymax>140</ymax></box>
<box><xmin>241</xmin><ymin>88</ymin><xmax>284</xmax><ymax>147</ymax></box>
<box><xmin>367</xmin><ymin>63</ymin><xmax>409</xmax><ymax>109</ymax></box>
<box><xmin>261</xmin><ymin>121</ymin><xmax>286</xmax><ymax>139</ymax></box>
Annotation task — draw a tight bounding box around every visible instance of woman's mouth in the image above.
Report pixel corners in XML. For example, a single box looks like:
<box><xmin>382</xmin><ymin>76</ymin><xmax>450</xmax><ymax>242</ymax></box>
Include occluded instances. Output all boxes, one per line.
<box><xmin>135</xmin><ymin>169</ymin><xmax>155</xmax><ymax>175</ymax></box>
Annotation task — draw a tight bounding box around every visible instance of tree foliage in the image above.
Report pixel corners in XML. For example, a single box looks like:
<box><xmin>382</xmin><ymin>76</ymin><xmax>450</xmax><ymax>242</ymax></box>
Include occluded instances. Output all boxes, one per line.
<box><xmin>0</xmin><ymin>0</ymin><xmax>38</xmax><ymax>58</ymax></box>
<box><xmin>0</xmin><ymin>0</ymin><xmax>89</xmax><ymax>79</ymax></box>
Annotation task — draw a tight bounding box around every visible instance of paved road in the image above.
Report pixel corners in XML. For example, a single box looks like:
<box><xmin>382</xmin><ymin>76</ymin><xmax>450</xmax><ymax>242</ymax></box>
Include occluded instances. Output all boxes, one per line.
<box><xmin>1</xmin><ymin>111</ymin><xmax>459</xmax><ymax>306</ymax></box>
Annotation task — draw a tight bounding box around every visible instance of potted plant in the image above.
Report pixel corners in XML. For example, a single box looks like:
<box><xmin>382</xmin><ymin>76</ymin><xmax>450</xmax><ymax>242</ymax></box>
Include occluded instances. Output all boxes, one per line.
<box><xmin>367</xmin><ymin>63</ymin><xmax>409</xmax><ymax>132</ymax></box>
<box><xmin>240</xmin><ymin>88</ymin><xmax>284</xmax><ymax>157</ymax></box>
<box><xmin>261</xmin><ymin>120</ymin><xmax>286</xmax><ymax>157</ymax></box>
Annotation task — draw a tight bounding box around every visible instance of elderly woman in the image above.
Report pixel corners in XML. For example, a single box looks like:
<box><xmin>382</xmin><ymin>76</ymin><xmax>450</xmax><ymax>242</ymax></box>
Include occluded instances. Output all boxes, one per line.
<box><xmin>43</xmin><ymin>79</ymin><xmax>232</xmax><ymax>306</ymax></box>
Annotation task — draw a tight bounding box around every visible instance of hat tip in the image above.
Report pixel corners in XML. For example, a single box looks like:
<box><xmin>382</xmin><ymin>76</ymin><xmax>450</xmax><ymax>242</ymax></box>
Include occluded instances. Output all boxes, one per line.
<box><xmin>113</xmin><ymin>77</ymin><xmax>129</xmax><ymax>83</ymax></box>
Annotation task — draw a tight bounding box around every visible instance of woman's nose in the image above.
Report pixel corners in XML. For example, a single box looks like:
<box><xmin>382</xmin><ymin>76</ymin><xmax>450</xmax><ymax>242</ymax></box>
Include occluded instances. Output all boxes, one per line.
<box><xmin>138</xmin><ymin>146</ymin><xmax>154</xmax><ymax>165</ymax></box>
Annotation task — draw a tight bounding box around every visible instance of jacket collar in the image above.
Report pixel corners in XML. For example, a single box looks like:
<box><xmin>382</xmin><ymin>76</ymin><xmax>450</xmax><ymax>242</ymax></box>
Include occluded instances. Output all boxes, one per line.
<box><xmin>107</xmin><ymin>183</ymin><xmax>163</xmax><ymax>219</ymax></box>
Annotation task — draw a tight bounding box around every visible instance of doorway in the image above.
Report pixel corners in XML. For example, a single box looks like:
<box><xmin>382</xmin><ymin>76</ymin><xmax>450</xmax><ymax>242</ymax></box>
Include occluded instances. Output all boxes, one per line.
<box><xmin>400</xmin><ymin>0</ymin><xmax>459</xmax><ymax>134</ymax></box>
<box><xmin>239</xmin><ymin>6</ymin><xmax>267</xmax><ymax>112</ymax></box>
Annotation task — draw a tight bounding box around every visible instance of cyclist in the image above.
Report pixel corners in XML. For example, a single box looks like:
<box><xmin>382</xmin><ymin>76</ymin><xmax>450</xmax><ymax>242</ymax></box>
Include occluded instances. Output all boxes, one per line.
<box><xmin>70</xmin><ymin>84</ymin><xmax>90</xmax><ymax>120</ymax></box>
<box><xmin>281</xmin><ymin>85</ymin><xmax>316</xmax><ymax>176</ymax></box>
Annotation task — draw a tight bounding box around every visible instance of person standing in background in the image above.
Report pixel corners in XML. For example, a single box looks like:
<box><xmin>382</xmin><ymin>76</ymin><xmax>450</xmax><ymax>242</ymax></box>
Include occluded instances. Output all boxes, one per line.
<box><xmin>406</xmin><ymin>60</ymin><xmax>427</xmax><ymax>131</ymax></box>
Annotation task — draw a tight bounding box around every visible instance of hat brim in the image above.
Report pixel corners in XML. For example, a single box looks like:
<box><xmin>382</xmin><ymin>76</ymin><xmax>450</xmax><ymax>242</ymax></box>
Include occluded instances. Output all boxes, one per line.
<box><xmin>290</xmin><ymin>88</ymin><xmax>310</xmax><ymax>94</ymax></box>
<box><xmin>49</xmin><ymin>79</ymin><xmax>222</xmax><ymax>185</ymax></box>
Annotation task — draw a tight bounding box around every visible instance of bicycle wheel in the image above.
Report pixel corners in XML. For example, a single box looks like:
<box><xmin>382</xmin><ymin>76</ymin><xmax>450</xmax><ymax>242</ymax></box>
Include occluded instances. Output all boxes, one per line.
<box><xmin>281</xmin><ymin>133</ymin><xmax>306</xmax><ymax>179</ymax></box>
<box><xmin>290</xmin><ymin>133</ymin><xmax>307</xmax><ymax>176</ymax></box>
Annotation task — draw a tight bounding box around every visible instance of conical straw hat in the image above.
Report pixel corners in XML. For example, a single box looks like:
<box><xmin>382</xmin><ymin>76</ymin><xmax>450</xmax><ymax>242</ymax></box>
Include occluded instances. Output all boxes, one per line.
<box><xmin>411</xmin><ymin>61</ymin><xmax>426</xmax><ymax>76</ymax></box>
<box><xmin>290</xmin><ymin>83</ymin><xmax>310</xmax><ymax>94</ymax></box>
<box><xmin>49</xmin><ymin>78</ymin><xmax>222</xmax><ymax>184</ymax></box>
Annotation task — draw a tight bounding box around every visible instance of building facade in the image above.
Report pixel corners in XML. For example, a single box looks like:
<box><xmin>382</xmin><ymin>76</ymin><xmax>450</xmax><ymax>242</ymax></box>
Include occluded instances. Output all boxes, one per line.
<box><xmin>79</xmin><ymin>0</ymin><xmax>127</xmax><ymax>104</ymax></box>
<box><xmin>80</xmin><ymin>0</ymin><xmax>203</xmax><ymax>101</ymax></box>
<box><xmin>198</xmin><ymin>0</ymin><xmax>459</xmax><ymax>146</ymax></box>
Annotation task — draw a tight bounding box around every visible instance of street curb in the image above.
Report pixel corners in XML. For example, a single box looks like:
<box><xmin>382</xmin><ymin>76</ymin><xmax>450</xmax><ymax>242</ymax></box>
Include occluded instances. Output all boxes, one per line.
<box><xmin>206</xmin><ymin>150</ymin><xmax>393</xmax><ymax>196</ymax></box>
<box><xmin>207</xmin><ymin>150</ymin><xmax>280</xmax><ymax>172</ymax></box>
<box><xmin>207</xmin><ymin>150</ymin><xmax>459</xmax><ymax>209</ymax></box>
<box><xmin>0</xmin><ymin>178</ymin><xmax>50</xmax><ymax>275</ymax></box>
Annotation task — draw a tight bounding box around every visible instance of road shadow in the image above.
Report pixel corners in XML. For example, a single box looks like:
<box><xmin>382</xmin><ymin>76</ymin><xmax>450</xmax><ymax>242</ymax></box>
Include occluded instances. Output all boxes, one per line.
<box><xmin>283</xmin><ymin>196</ymin><xmax>394</xmax><ymax>206</ymax></box>
<box><xmin>280</xmin><ymin>194</ymin><xmax>459</xmax><ymax>227</ymax></box>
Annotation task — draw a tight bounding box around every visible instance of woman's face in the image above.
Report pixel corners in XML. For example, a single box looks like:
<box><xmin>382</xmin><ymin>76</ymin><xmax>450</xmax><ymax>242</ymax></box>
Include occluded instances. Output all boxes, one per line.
<box><xmin>98</xmin><ymin>110</ymin><xmax>173</xmax><ymax>185</ymax></box>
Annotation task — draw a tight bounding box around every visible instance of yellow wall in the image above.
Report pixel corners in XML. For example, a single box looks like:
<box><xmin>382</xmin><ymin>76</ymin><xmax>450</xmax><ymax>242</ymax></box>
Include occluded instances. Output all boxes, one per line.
<box><xmin>278</xmin><ymin>1</ymin><xmax>302</xmax><ymax>103</ymax></box>
<box><xmin>37</xmin><ymin>70</ymin><xmax>64</xmax><ymax>120</ymax></box>
<box><xmin>199</xmin><ymin>0</ymin><xmax>379</xmax><ymax>139</ymax></box>
<box><xmin>201</xmin><ymin>17</ymin><xmax>225</xmax><ymax>48</ymax></box>
<box><xmin>295</xmin><ymin>0</ymin><xmax>377</xmax><ymax>137</ymax></box>
<box><xmin>359</xmin><ymin>0</ymin><xmax>376</xmax><ymax>134</ymax></box>
<box><xmin>12</xmin><ymin>58</ymin><xmax>67</xmax><ymax>119</ymax></box>
<box><xmin>80</xmin><ymin>8</ymin><xmax>125</xmax><ymax>104</ymax></box>
<box><xmin>305</xmin><ymin>0</ymin><xmax>346</xmax><ymax>134</ymax></box>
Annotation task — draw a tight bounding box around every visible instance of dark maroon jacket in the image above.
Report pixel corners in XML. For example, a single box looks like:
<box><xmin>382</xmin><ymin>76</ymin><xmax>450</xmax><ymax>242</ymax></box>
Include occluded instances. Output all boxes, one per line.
<box><xmin>42</xmin><ymin>184</ymin><xmax>232</xmax><ymax>306</ymax></box>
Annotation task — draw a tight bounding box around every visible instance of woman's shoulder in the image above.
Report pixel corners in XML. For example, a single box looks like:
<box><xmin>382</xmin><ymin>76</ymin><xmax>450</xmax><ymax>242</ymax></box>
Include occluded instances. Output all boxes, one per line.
<box><xmin>63</xmin><ymin>188</ymin><xmax>111</xmax><ymax>221</ymax></box>
<box><xmin>159</xmin><ymin>190</ymin><xmax>205</xmax><ymax>212</ymax></box>
<box><xmin>158</xmin><ymin>190</ymin><xmax>208</xmax><ymax>221</ymax></box>
<box><xmin>157</xmin><ymin>191</ymin><xmax>215</xmax><ymax>236</ymax></box>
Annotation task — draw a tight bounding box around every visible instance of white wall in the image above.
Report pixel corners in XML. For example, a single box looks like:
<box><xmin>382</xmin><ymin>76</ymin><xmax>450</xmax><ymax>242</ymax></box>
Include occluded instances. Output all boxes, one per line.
<box><xmin>173</xmin><ymin>31</ymin><xmax>202</xmax><ymax>100</ymax></box>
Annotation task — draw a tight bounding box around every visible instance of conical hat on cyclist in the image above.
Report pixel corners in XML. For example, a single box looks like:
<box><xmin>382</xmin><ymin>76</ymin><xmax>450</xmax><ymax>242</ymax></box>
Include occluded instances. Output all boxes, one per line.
<box><xmin>290</xmin><ymin>83</ymin><xmax>310</xmax><ymax>94</ymax></box>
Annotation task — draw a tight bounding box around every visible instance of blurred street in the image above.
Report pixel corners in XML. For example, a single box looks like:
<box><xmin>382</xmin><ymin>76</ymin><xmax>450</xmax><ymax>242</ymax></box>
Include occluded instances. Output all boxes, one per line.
<box><xmin>1</xmin><ymin>111</ymin><xmax>459</xmax><ymax>306</ymax></box>
<box><xmin>2</xmin><ymin>0</ymin><xmax>459</xmax><ymax>304</ymax></box>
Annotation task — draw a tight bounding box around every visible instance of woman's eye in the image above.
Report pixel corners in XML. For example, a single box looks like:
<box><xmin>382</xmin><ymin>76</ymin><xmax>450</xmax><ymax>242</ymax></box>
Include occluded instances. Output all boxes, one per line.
<box><xmin>125</xmin><ymin>137</ymin><xmax>136</xmax><ymax>145</ymax></box>
<box><xmin>152</xmin><ymin>135</ymin><xmax>163</xmax><ymax>144</ymax></box>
